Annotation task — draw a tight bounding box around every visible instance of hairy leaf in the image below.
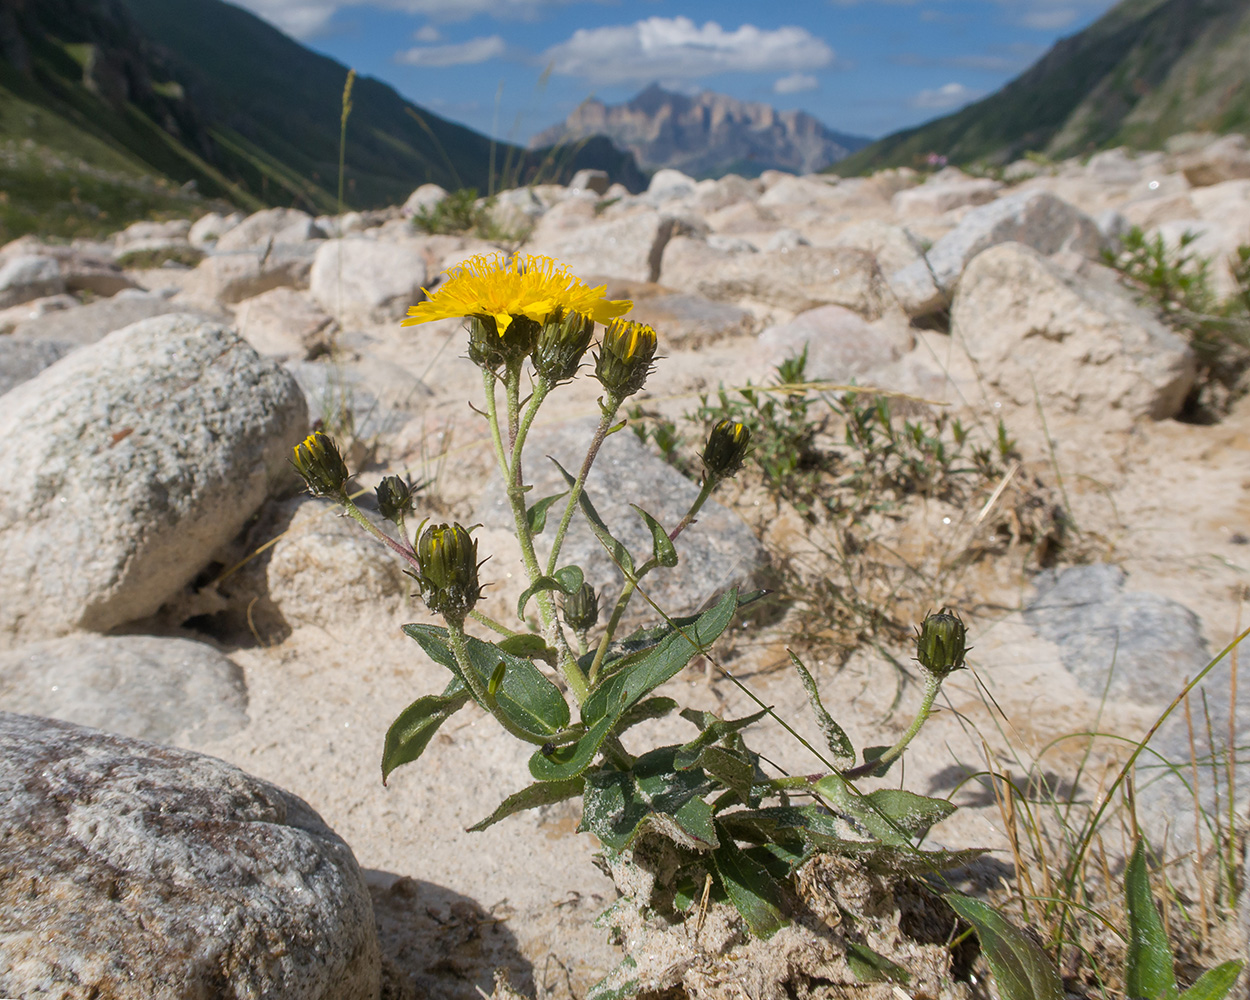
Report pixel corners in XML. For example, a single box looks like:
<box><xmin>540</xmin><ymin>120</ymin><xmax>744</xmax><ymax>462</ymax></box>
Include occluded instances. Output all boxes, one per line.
<box><xmin>1125</xmin><ymin>838</ymin><xmax>1179</xmax><ymax>1000</ymax></box>
<box><xmin>944</xmin><ymin>894</ymin><xmax>1063</xmax><ymax>1000</ymax></box>
<box><xmin>551</xmin><ymin>457</ymin><xmax>634</xmax><ymax>576</ymax></box>
<box><xmin>516</xmin><ymin>565</ymin><xmax>584</xmax><ymax>618</ymax></box>
<box><xmin>631</xmin><ymin>503</ymin><xmax>677</xmax><ymax>567</ymax></box>
<box><xmin>468</xmin><ymin>777</ymin><xmax>584</xmax><ymax>831</ymax></box>
<box><xmin>1180</xmin><ymin>962</ymin><xmax>1245</xmax><ymax>1000</ymax></box>
<box><xmin>712</xmin><ymin>823</ymin><xmax>788</xmax><ymax>939</ymax></box>
<box><xmin>581</xmin><ymin>746</ymin><xmax>718</xmax><ymax>851</ymax></box>
<box><xmin>788</xmin><ymin>650</ymin><xmax>855</xmax><ymax>767</ymax></box>
<box><xmin>381</xmin><ymin>678</ymin><xmax>470</xmax><ymax>784</ymax></box>
<box><xmin>526</xmin><ymin>491</ymin><xmax>568</xmax><ymax>534</ymax></box>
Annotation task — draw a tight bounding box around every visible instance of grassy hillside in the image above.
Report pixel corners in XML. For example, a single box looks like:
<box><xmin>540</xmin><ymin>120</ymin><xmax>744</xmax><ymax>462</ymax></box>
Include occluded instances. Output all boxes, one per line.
<box><xmin>834</xmin><ymin>0</ymin><xmax>1250</xmax><ymax>174</ymax></box>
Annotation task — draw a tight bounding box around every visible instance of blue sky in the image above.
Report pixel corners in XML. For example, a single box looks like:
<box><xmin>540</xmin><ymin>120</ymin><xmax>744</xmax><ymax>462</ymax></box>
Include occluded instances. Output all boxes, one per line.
<box><xmin>229</xmin><ymin>0</ymin><xmax>1121</xmax><ymax>141</ymax></box>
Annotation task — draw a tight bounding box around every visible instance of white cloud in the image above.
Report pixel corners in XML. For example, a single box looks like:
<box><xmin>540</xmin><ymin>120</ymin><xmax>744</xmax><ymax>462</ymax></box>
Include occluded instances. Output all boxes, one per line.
<box><xmin>911</xmin><ymin>81</ymin><xmax>985</xmax><ymax>109</ymax></box>
<box><xmin>543</xmin><ymin>17</ymin><xmax>835</xmax><ymax>86</ymax></box>
<box><xmin>1018</xmin><ymin>5</ymin><xmax>1079</xmax><ymax>28</ymax></box>
<box><xmin>396</xmin><ymin>34</ymin><xmax>506</xmax><ymax>66</ymax></box>
<box><xmin>413</xmin><ymin>24</ymin><xmax>442</xmax><ymax>42</ymax></box>
<box><xmin>774</xmin><ymin>73</ymin><xmax>819</xmax><ymax>95</ymax></box>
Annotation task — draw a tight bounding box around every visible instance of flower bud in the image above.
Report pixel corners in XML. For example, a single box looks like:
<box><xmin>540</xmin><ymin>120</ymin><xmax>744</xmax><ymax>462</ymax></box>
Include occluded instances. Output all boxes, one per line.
<box><xmin>702</xmin><ymin>419</ymin><xmax>751</xmax><ymax>480</ymax></box>
<box><xmin>466</xmin><ymin>314</ymin><xmax>539</xmax><ymax>370</ymax></box>
<box><xmin>595</xmin><ymin>319</ymin><xmax>657</xmax><ymax>398</ymax></box>
<box><xmin>915</xmin><ymin>610</ymin><xmax>968</xmax><ymax>679</ymax></box>
<box><xmin>375</xmin><ymin>475</ymin><xmax>414</xmax><ymax>523</ymax></box>
<box><xmin>415</xmin><ymin>522</ymin><xmax>483</xmax><ymax>621</ymax></box>
<box><xmin>562</xmin><ymin>582</ymin><xmax>599</xmax><ymax>633</ymax></box>
<box><xmin>292</xmin><ymin>431</ymin><xmax>350</xmax><ymax>498</ymax></box>
<box><xmin>533</xmin><ymin>308</ymin><xmax>594</xmax><ymax>383</ymax></box>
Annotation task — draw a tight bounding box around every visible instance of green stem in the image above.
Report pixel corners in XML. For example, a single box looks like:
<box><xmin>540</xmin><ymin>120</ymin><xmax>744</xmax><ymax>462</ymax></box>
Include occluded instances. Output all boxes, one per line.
<box><xmin>481</xmin><ymin>369</ymin><xmax>511</xmax><ymax>484</ymax></box>
<box><xmin>842</xmin><ymin>671</ymin><xmax>943</xmax><ymax>780</ymax></box>
<box><xmin>587</xmin><ymin>476</ymin><xmax>718</xmax><ymax>685</ymax></box>
<box><xmin>545</xmin><ymin>393</ymin><xmax>621</xmax><ymax>576</ymax></box>
<box><xmin>341</xmin><ymin>499</ymin><xmax>418</xmax><ymax>569</ymax></box>
<box><xmin>444</xmin><ymin>618</ymin><xmax>548</xmax><ymax>745</ymax></box>
<box><xmin>469</xmin><ymin>609</ymin><xmax>517</xmax><ymax>637</ymax></box>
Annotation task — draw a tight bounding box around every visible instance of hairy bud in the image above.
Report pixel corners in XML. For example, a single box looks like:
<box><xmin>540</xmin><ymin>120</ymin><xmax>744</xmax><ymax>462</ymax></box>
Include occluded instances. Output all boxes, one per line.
<box><xmin>292</xmin><ymin>431</ymin><xmax>350</xmax><ymax>499</ymax></box>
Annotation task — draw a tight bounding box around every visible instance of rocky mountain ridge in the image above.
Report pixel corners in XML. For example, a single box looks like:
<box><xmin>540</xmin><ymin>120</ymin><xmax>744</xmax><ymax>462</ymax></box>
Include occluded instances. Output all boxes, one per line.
<box><xmin>531</xmin><ymin>83</ymin><xmax>869</xmax><ymax>178</ymax></box>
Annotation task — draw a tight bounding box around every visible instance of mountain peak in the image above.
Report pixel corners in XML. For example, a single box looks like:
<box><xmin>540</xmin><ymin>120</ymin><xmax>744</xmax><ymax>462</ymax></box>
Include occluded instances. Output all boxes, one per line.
<box><xmin>532</xmin><ymin>84</ymin><xmax>870</xmax><ymax>179</ymax></box>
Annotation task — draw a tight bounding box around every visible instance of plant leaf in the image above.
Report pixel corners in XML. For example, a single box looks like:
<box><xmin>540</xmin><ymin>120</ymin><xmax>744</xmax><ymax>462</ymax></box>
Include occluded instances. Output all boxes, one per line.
<box><xmin>468</xmin><ymin>777</ymin><xmax>584</xmax><ymax>832</ymax></box>
<box><xmin>403</xmin><ymin>623</ymin><xmax>570</xmax><ymax>738</ymax></box>
<box><xmin>381</xmin><ymin>679</ymin><xmax>471</xmax><ymax>784</ymax></box>
<box><xmin>944</xmin><ymin>894</ymin><xmax>1063</xmax><ymax>1000</ymax></box>
<box><xmin>846</xmin><ymin>941</ymin><xmax>911</xmax><ymax>984</ymax></box>
<box><xmin>860</xmin><ymin>745</ymin><xmax>898</xmax><ymax>777</ymax></box>
<box><xmin>787</xmin><ymin>650</ymin><xmax>855</xmax><ymax>767</ymax></box>
<box><xmin>526</xmin><ymin>491</ymin><xmax>567</xmax><ymax>534</ymax></box>
<box><xmin>550</xmin><ymin>457</ymin><xmax>634</xmax><ymax>576</ymax></box>
<box><xmin>516</xmin><ymin>566</ymin><xmax>584</xmax><ymax>618</ymax></box>
<box><xmin>862</xmin><ymin>788</ymin><xmax>956</xmax><ymax>837</ymax></box>
<box><xmin>1125</xmin><ymin>838</ymin><xmax>1180</xmax><ymax>1000</ymax></box>
<box><xmin>496</xmin><ymin>633</ymin><xmax>558</xmax><ymax>665</ymax></box>
<box><xmin>585</xmin><ymin>957</ymin><xmax>639</xmax><ymax>1000</ymax></box>
<box><xmin>616</xmin><ymin>696</ymin><xmax>679</xmax><ymax>733</ymax></box>
<box><xmin>631</xmin><ymin>504</ymin><xmax>677</xmax><ymax>568</ymax></box>
<box><xmin>712</xmin><ymin>822</ymin><xmax>788</xmax><ymax>939</ymax></box>
<box><xmin>1179</xmin><ymin>962</ymin><xmax>1245</xmax><ymax>1000</ymax></box>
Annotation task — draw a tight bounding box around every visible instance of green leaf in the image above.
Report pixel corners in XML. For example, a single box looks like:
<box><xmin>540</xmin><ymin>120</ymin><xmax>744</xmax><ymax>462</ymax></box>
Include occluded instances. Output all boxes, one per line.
<box><xmin>788</xmin><ymin>650</ymin><xmax>855</xmax><ymax>767</ymax></box>
<box><xmin>814</xmin><ymin>773</ymin><xmax>913</xmax><ymax>846</ymax></box>
<box><xmin>860</xmin><ymin>745</ymin><xmax>898</xmax><ymax>777</ymax></box>
<box><xmin>686</xmin><ymin>744</ymin><xmax>756</xmax><ymax>806</ymax></box>
<box><xmin>631</xmin><ymin>504</ymin><xmax>677</xmax><ymax>568</ymax></box>
<box><xmin>403</xmin><ymin>624</ymin><xmax>570</xmax><ymax>738</ymax></box>
<box><xmin>580</xmin><ymin>746</ymin><xmax>719</xmax><ymax>851</ymax></box>
<box><xmin>616</xmin><ymin>696</ymin><xmax>679</xmax><ymax>733</ymax></box>
<box><xmin>711</xmin><ymin>822</ymin><xmax>788</xmax><ymax>939</ymax></box>
<box><xmin>381</xmin><ymin>679</ymin><xmax>471</xmax><ymax>784</ymax></box>
<box><xmin>944</xmin><ymin>894</ymin><xmax>1063</xmax><ymax>1000</ymax></box>
<box><xmin>467</xmin><ymin>777</ymin><xmax>584</xmax><ymax>832</ymax></box>
<box><xmin>496</xmin><ymin>632</ymin><xmax>558</xmax><ymax>666</ymax></box>
<box><xmin>861</xmin><ymin>789</ymin><xmax>956</xmax><ymax>837</ymax></box>
<box><xmin>1180</xmin><ymin>962</ymin><xmax>1245</xmax><ymax>1000</ymax></box>
<box><xmin>516</xmin><ymin>566</ymin><xmax>584</xmax><ymax>618</ymax></box>
<box><xmin>585</xmin><ymin>957</ymin><xmax>639</xmax><ymax>1000</ymax></box>
<box><xmin>550</xmin><ymin>457</ymin><xmax>634</xmax><ymax>576</ymax></box>
<box><xmin>1125</xmin><ymin>838</ymin><xmax>1180</xmax><ymax>1000</ymax></box>
<box><xmin>526</xmin><ymin>491</ymin><xmax>567</xmax><ymax>534</ymax></box>
<box><xmin>529</xmin><ymin>711</ymin><xmax>618</xmax><ymax>782</ymax></box>
<box><xmin>846</xmin><ymin>941</ymin><xmax>911</xmax><ymax>984</ymax></box>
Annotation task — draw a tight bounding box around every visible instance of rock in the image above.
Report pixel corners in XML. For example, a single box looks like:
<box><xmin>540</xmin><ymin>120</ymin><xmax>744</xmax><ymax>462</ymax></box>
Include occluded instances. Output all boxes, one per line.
<box><xmin>1023</xmin><ymin>564</ymin><xmax>1210</xmax><ymax>704</ymax></box>
<box><xmin>113</xmin><ymin>219</ymin><xmax>192</xmax><ymax>257</ymax></box>
<box><xmin>1176</xmin><ymin>133</ymin><xmax>1250</xmax><ymax>187</ymax></box>
<box><xmin>890</xmin><ymin>190</ymin><xmax>1105</xmax><ymax>317</ymax></box>
<box><xmin>0</xmin><ymin>337</ymin><xmax>74</xmax><ymax>395</ymax></box>
<box><xmin>9</xmin><ymin>291</ymin><xmax>196</xmax><ymax>347</ymax></box>
<box><xmin>756</xmin><ymin>305</ymin><xmax>913</xmax><ymax>381</ymax></box>
<box><xmin>645</xmin><ymin>168</ymin><xmax>698</xmax><ymax>204</ymax></box>
<box><xmin>183</xmin><ymin>245</ymin><xmax>317</xmax><ymax>304</ymax></box>
<box><xmin>527</xmin><ymin>209</ymin><xmax>678</xmax><ymax>283</ymax></box>
<box><xmin>0</xmin><ymin>712</ymin><xmax>380</xmax><ymax>1000</ymax></box>
<box><xmin>402</xmin><ymin>183</ymin><xmax>448</xmax><ymax>217</ymax></box>
<box><xmin>622</xmin><ymin>290</ymin><xmax>756</xmax><ymax>348</ymax></box>
<box><xmin>309</xmin><ymin>238</ymin><xmax>429</xmax><ymax>325</ymax></box>
<box><xmin>215</xmin><ymin>207</ymin><xmax>323</xmax><ymax>252</ymax></box>
<box><xmin>763</xmin><ymin>228</ymin><xmax>810</xmax><ymax>252</ymax></box>
<box><xmin>0</xmin><ymin>254</ymin><xmax>64</xmax><ymax>309</ymax></box>
<box><xmin>1003</xmin><ymin>159</ymin><xmax>1044</xmax><ymax>182</ymax></box>
<box><xmin>950</xmin><ymin>243</ymin><xmax>1195</xmax><ymax>425</ymax></box>
<box><xmin>0</xmin><ymin>314</ymin><xmax>308</xmax><ymax>644</ymax></box>
<box><xmin>0</xmin><ymin>293</ymin><xmax>78</xmax><ymax>334</ymax></box>
<box><xmin>757</xmin><ymin>175</ymin><xmax>845</xmax><ymax>209</ymax></box>
<box><xmin>829</xmin><ymin>220</ymin><xmax>926</xmax><ymax>276</ymax></box>
<box><xmin>661</xmin><ymin>236</ymin><xmax>892</xmax><ymax>318</ymax></box>
<box><xmin>0</xmin><ymin>634</ymin><xmax>248</xmax><ymax>746</ymax></box>
<box><xmin>189</xmin><ymin>210</ymin><xmax>244</xmax><ymax>247</ymax></box>
<box><xmin>59</xmin><ymin>252</ymin><xmax>137</xmax><ymax>297</ymax></box>
<box><xmin>1083</xmin><ymin>147</ymin><xmax>1144</xmax><ymax>186</ymax></box>
<box><xmin>476</xmin><ymin>419</ymin><xmax>769</xmax><ymax>621</ymax></box>
<box><xmin>568</xmin><ymin>168</ymin><xmax>610</xmax><ymax>195</ymax></box>
<box><xmin>264</xmin><ymin>497</ymin><xmax>409</xmax><ymax>627</ymax></box>
<box><xmin>235</xmin><ymin>287</ymin><xmax>335</xmax><ymax>360</ymax></box>
<box><xmin>891</xmin><ymin>177</ymin><xmax>1003</xmax><ymax>218</ymax></box>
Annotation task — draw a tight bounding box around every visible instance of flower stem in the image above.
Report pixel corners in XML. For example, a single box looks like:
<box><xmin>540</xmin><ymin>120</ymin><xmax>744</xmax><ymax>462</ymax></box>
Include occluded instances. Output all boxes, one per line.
<box><xmin>842</xmin><ymin>671</ymin><xmax>944</xmax><ymax>780</ymax></box>
<box><xmin>545</xmin><ymin>393</ymin><xmax>621</xmax><ymax>577</ymax></box>
<box><xmin>341</xmin><ymin>498</ymin><xmax>418</xmax><ymax>570</ymax></box>
<box><xmin>469</xmin><ymin>609</ymin><xmax>517</xmax><ymax>637</ymax></box>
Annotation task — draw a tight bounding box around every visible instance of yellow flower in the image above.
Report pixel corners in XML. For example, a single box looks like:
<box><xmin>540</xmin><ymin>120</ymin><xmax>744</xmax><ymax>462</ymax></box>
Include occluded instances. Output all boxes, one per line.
<box><xmin>401</xmin><ymin>253</ymin><xmax>631</xmax><ymax>336</ymax></box>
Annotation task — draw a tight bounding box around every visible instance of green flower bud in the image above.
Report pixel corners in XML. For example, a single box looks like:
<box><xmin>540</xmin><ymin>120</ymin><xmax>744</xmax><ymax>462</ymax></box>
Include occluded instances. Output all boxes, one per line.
<box><xmin>533</xmin><ymin>308</ymin><xmax>594</xmax><ymax>383</ymax></box>
<box><xmin>702</xmin><ymin>419</ymin><xmax>751</xmax><ymax>480</ymax></box>
<box><xmin>415</xmin><ymin>522</ymin><xmax>483</xmax><ymax>621</ymax></box>
<box><xmin>466</xmin><ymin>314</ymin><xmax>539</xmax><ymax>370</ymax></box>
<box><xmin>595</xmin><ymin>319</ymin><xmax>657</xmax><ymax>398</ymax></box>
<box><xmin>915</xmin><ymin>610</ymin><xmax>968</xmax><ymax>679</ymax></box>
<box><xmin>292</xmin><ymin>431</ymin><xmax>350</xmax><ymax>498</ymax></box>
<box><xmin>562</xmin><ymin>582</ymin><xmax>599</xmax><ymax>633</ymax></box>
<box><xmin>375</xmin><ymin>475</ymin><xmax>414</xmax><ymax>523</ymax></box>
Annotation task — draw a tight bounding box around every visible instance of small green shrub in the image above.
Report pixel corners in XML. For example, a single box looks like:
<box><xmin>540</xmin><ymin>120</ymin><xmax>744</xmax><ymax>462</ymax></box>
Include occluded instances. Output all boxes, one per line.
<box><xmin>412</xmin><ymin>187</ymin><xmax>527</xmax><ymax>243</ymax></box>
<box><xmin>115</xmin><ymin>245</ymin><xmax>204</xmax><ymax>269</ymax></box>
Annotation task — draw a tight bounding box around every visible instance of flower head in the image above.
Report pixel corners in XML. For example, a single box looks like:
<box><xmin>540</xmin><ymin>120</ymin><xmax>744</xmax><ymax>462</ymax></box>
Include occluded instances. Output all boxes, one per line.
<box><xmin>292</xmin><ymin>431</ymin><xmax>349</xmax><ymax>499</ymax></box>
<box><xmin>415</xmin><ymin>522</ymin><xmax>483</xmax><ymax>621</ymax></box>
<box><xmin>595</xmin><ymin>319</ymin><xmax>658</xmax><ymax>398</ymax></box>
<box><xmin>702</xmin><ymin>419</ymin><xmax>751</xmax><ymax>480</ymax></box>
<box><xmin>915</xmin><ymin>610</ymin><xmax>968</xmax><ymax>679</ymax></box>
<box><xmin>402</xmin><ymin>253</ymin><xmax>630</xmax><ymax>337</ymax></box>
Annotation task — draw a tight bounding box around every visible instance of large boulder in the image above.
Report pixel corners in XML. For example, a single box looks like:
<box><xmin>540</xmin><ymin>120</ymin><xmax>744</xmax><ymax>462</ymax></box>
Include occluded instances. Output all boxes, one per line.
<box><xmin>890</xmin><ymin>190</ymin><xmax>1104</xmax><ymax>317</ymax></box>
<box><xmin>0</xmin><ymin>314</ymin><xmax>308</xmax><ymax>644</ymax></box>
<box><xmin>1176</xmin><ymin>133</ymin><xmax>1250</xmax><ymax>187</ymax></box>
<box><xmin>0</xmin><ymin>338</ymin><xmax>73</xmax><ymax>396</ymax></box>
<box><xmin>949</xmin><ymin>243</ymin><xmax>1195</xmax><ymax>425</ymax></box>
<box><xmin>215</xmin><ymin>207</ymin><xmax>323</xmax><ymax>252</ymax></box>
<box><xmin>9</xmin><ymin>291</ymin><xmax>198</xmax><ymax>347</ymax></box>
<box><xmin>756</xmin><ymin>305</ymin><xmax>913</xmax><ymax>381</ymax></box>
<box><xmin>183</xmin><ymin>246</ymin><xmax>317</xmax><ymax>304</ymax></box>
<box><xmin>0</xmin><ymin>254</ymin><xmax>64</xmax><ymax>309</ymax></box>
<box><xmin>309</xmin><ymin>238</ymin><xmax>428</xmax><ymax>324</ymax></box>
<box><xmin>0</xmin><ymin>712</ymin><xmax>380</xmax><ymax>1000</ymax></box>
<box><xmin>526</xmin><ymin>209</ymin><xmax>678</xmax><ymax>283</ymax></box>
<box><xmin>0</xmin><ymin>634</ymin><xmax>248</xmax><ymax>747</ymax></box>
<box><xmin>235</xmin><ymin>287</ymin><xmax>335</xmax><ymax>360</ymax></box>
<box><xmin>891</xmin><ymin>176</ymin><xmax>1002</xmax><ymax>218</ymax></box>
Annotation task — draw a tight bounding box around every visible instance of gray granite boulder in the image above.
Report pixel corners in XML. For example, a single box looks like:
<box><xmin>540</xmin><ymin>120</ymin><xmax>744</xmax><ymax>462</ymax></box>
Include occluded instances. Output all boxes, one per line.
<box><xmin>950</xmin><ymin>243</ymin><xmax>1195</xmax><ymax>425</ymax></box>
<box><xmin>0</xmin><ymin>337</ymin><xmax>73</xmax><ymax>395</ymax></box>
<box><xmin>9</xmin><ymin>290</ymin><xmax>196</xmax><ymax>347</ymax></box>
<box><xmin>890</xmin><ymin>190</ymin><xmax>1104</xmax><ymax>316</ymax></box>
<box><xmin>0</xmin><ymin>254</ymin><xmax>64</xmax><ymax>308</ymax></box>
<box><xmin>183</xmin><ymin>245</ymin><xmax>318</xmax><ymax>304</ymax></box>
<box><xmin>0</xmin><ymin>712</ymin><xmax>380</xmax><ymax>1000</ymax></box>
<box><xmin>309</xmin><ymin>238</ymin><xmax>428</xmax><ymax>324</ymax></box>
<box><xmin>756</xmin><ymin>304</ymin><xmax>913</xmax><ymax>381</ymax></box>
<box><xmin>477</xmin><ymin>419</ymin><xmax>769</xmax><ymax>621</ymax></box>
<box><xmin>215</xmin><ymin>207</ymin><xmax>323</xmax><ymax>252</ymax></box>
<box><xmin>0</xmin><ymin>634</ymin><xmax>248</xmax><ymax>747</ymax></box>
<box><xmin>0</xmin><ymin>314</ymin><xmax>308</xmax><ymax>645</ymax></box>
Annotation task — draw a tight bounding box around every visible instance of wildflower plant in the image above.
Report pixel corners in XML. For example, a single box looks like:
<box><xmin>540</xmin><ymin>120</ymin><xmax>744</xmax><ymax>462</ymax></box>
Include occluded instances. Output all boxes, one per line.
<box><xmin>294</xmin><ymin>252</ymin><xmax>984</xmax><ymax>990</ymax></box>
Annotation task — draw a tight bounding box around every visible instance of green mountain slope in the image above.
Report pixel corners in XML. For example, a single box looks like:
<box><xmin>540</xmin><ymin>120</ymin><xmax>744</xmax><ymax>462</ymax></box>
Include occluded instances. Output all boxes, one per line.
<box><xmin>835</xmin><ymin>0</ymin><xmax>1250</xmax><ymax>174</ymax></box>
